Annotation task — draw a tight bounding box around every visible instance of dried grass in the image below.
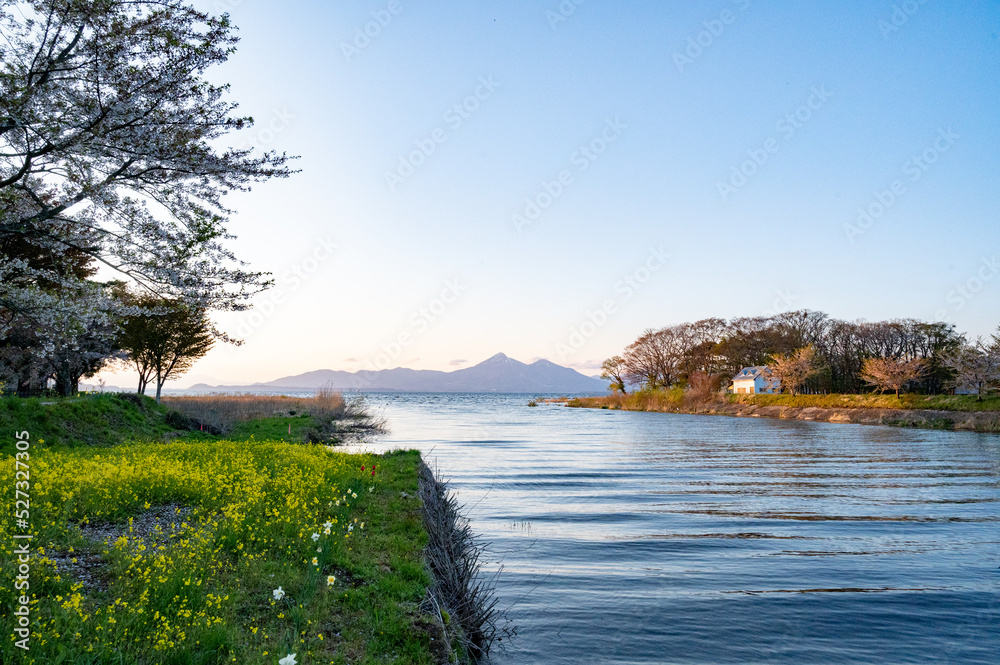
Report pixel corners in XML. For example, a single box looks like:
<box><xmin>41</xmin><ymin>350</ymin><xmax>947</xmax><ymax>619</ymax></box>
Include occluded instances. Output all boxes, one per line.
<box><xmin>161</xmin><ymin>385</ymin><xmax>382</xmax><ymax>436</ymax></box>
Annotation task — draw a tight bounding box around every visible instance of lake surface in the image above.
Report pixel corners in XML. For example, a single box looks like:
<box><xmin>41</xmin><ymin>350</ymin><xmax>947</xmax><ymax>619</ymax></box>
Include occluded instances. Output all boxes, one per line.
<box><xmin>358</xmin><ymin>393</ymin><xmax>1000</xmax><ymax>664</ymax></box>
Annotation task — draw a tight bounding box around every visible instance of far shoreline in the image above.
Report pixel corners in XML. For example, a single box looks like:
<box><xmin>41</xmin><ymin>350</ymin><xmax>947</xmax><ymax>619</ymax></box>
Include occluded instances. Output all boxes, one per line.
<box><xmin>556</xmin><ymin>393</ymin><xmax>1000</xmax><ymax>434</ymax></box>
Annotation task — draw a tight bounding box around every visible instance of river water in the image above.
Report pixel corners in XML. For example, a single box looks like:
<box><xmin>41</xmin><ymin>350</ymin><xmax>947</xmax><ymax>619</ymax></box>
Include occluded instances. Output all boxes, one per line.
<box><xmin>359</xmin><ymin>393</ymin><xmax>1000</xmax><ymax>664</ymax></box>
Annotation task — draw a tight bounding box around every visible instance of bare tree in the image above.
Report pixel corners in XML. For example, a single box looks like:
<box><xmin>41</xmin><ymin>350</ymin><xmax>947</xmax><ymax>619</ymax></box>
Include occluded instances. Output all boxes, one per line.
<box><xmin>687</xmin><ymin>370</ymin><xmax>720</xmax><ymax>399</ymax></box>
<box><xmin>767</xmin><ymin>345</ymin><xmax>821</xmax><ymax>396</ymax></box>
<box><xmin>623</xmin><ymin>329</ymin><xmax>665</xmax><ymax>389</ymax></box>
<box><xmin>942</xmin><ymin>336</ymin><xmax>1000</xmax><ymax>401</ymax></box>
<box><xmin>860</xmin><ymin>356</ymin><xmax>926</xmax><ymax>398</ymax></box>
<box><xmin>600</xmin><ymin>356</ymin><xmax>629</xmax><ymax>394</ymax></box>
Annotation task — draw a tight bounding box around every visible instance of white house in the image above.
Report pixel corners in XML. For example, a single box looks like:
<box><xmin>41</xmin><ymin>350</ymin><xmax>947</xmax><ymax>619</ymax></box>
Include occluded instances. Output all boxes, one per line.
<box><xmin>730</xmin><ymin>366</ymin><xmax>780</xmax><ymax>394</ymax></box>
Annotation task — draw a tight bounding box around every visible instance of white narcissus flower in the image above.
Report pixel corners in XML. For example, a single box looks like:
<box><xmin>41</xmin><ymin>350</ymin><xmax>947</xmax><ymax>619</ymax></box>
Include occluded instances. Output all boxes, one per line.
<box><xmin>327</xmin><ymin>575</ymin><xmax>336</xmax><ymax>586</ymax></box>
<box><xmin>322</xmin><ymin>521</ymin><xmax>332</xmax><ymax>530</ymax></box>
<box><xmin>272</xmin><ymin>587</ymin><xmax>285</xmax><ymax>600</ymax></box>
<box><xmin>311</xmin><ymin>532</ymin><xmax>320</xmax><ymax>541</ymax></box>
<box><xmin>279</xmin><ymin>654</ymin><xmax>297</xmax><ymax>665</ymax></box>
<box><xmin>312</xmin><ymin>557</ymin><xmax>318</xmax><ymax>566</ymax></box>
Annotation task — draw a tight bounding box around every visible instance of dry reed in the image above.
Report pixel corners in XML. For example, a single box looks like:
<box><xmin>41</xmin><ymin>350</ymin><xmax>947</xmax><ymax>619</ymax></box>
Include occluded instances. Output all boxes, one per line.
<box><xmin>161</xmin><ymin>385</ymin><xmax>383</xmax><ymax>436</ymax></box>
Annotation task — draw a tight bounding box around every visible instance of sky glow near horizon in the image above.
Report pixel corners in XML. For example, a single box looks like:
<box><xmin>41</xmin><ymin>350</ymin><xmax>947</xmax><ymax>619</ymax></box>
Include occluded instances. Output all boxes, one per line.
<box><xmin>94</xmin><ymin>0</ymin><xmax>1000</xmax><ymax>389</ymax></box>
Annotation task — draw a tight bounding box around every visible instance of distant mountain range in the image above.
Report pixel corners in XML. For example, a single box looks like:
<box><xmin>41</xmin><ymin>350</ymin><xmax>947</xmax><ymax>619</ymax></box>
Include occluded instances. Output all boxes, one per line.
<box><xmin>186</xmin><ymin>353</ymin><xmax>609</xmax><ymax>394</ymax></box>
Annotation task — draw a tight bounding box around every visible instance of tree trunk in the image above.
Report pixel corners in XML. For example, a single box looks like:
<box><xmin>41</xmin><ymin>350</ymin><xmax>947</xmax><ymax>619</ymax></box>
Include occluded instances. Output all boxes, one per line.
<box><xmin>55</xmin><ymin>361</ymin><xmax>76</xmax><ymax>397</ymax></box>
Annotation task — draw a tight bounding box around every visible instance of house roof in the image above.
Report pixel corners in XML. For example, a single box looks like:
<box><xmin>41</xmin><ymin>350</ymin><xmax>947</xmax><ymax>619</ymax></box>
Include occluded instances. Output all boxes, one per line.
<box><xmin>732</xmin><ymin>366</ymin><xmax>771</xmax><ymax>381</ymax></box>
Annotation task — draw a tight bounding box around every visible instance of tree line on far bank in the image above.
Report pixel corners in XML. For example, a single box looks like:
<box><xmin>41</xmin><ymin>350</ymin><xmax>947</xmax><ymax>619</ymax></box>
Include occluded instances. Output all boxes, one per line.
<box><xmin>601</xmin><ymin>311</ymin><xmax>1000</xmax><ymax>400</ymax></box>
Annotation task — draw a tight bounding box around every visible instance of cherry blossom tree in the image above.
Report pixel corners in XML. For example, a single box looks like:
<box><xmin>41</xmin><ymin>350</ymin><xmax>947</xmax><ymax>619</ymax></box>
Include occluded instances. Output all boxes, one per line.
<box><xmin>860</xmin><ymin>356</ymin><xmax>926</xmax><ymax>399</ymax></box>
<box><xmin>942</xmin><ymin>335</ymin><xmax>1000</xmax><ymax>401</ymax></box>
<box><xmin>767</xmin><ymin>345</ymin><xmax>820</xmax><ymax>396</ymax></box>
<box><xmin>1</xmin><ymin>0</ymin><xmax>294</xmax><ymax>314</ymax></box>
<box><xmin>1</xmin><ymin>0</ymin><xmax>294</xmax><ymax>392</ymax></box>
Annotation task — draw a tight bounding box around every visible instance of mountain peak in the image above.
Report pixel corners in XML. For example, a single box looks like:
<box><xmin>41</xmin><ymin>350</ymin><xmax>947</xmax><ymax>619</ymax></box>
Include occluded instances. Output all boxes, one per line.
<box><xmin>186</xmin><ymin>351</ymin><xmax>609</xmax><ymax>393</ymax></box>
<box><xmin>480</xmin><ymin>352</ymin><xmax>517</xmax><ymax>365</ymax></box>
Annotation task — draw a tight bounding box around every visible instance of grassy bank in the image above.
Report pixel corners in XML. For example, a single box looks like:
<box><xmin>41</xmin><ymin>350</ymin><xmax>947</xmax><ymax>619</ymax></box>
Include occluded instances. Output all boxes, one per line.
<box><xmin>0</xmin><ymin>391</ymin><xmax>382</xmax><ymax>453</ymax></box>
<box><xmin>0</xmin><ymin>393</ymin><xmax>184</xmax><ymax>451</ymax></box>
<box><xmin>566</xmin><ymin>390</ymin><xmax>1000</xmax><ymax>433</ymax></box>
<box><xmin>725</xmin><ymin>392</ymin><xmax>1000</xmax><ymax>412</ymax></box>
<box><xmin>0</xmin><ymin>439</ymin><xmax>463</xmax><ymax>664</ymax></box>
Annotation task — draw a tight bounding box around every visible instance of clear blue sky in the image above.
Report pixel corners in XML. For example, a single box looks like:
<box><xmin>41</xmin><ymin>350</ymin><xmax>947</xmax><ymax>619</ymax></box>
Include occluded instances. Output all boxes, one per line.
<box><xmin>103</xmin><ymin>0</ymin><xmax>1000</xmax><ymax>387</ymax></box>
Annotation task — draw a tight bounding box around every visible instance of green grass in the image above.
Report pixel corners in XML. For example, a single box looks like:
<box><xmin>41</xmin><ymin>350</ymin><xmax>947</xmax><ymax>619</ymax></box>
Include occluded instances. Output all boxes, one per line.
<box><xmin>0</xmin><ymin>440</ymin><xmax>448</xmax><ymax>664</ymax></box>
<box><xmin>0</xmin><ymin>394</ymin><xmax>335</xmax><ymax>454</ymax></box>
<box><xmin>0</xmin><ymin>393</ymin><xmax>180</xmax><ymax>451</ymax></box>
<box><xmin>725</xmin><ymin>392</ymin><xmax>1000</xmax><ymax>411</ymax></box>
<box><xmin>566</xmin><ymin>390</ymin><xmax>1000</xmax><ymax>413</ymax></box>
<box><xmin>227</xmin><ymin>413</ymin><xmax>323</xmax><ymax>442</ymax></box>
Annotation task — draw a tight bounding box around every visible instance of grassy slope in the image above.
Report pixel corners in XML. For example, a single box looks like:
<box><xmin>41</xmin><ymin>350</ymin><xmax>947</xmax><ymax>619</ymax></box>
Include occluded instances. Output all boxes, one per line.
<box><xmin>0</xmin><ymin>394</ymin><xmax>327</xmax><ymax>454</ymax></box>
<box><xmin>0</xmin><ymin>439</ymin><xmax>447</xmax><ymax>664</ymax></box>
<box><xmin>0</xmin><ymin>393</ymin><xmax>177</xmax><ymax>450</ymax></box>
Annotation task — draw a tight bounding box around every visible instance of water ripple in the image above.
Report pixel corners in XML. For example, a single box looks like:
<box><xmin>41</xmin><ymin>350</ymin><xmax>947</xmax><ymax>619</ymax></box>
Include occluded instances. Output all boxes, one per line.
<box><xmin>364</xmin><ymin>393</ymin><xmax>1000</xmax><ymax>664</ymax></box>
